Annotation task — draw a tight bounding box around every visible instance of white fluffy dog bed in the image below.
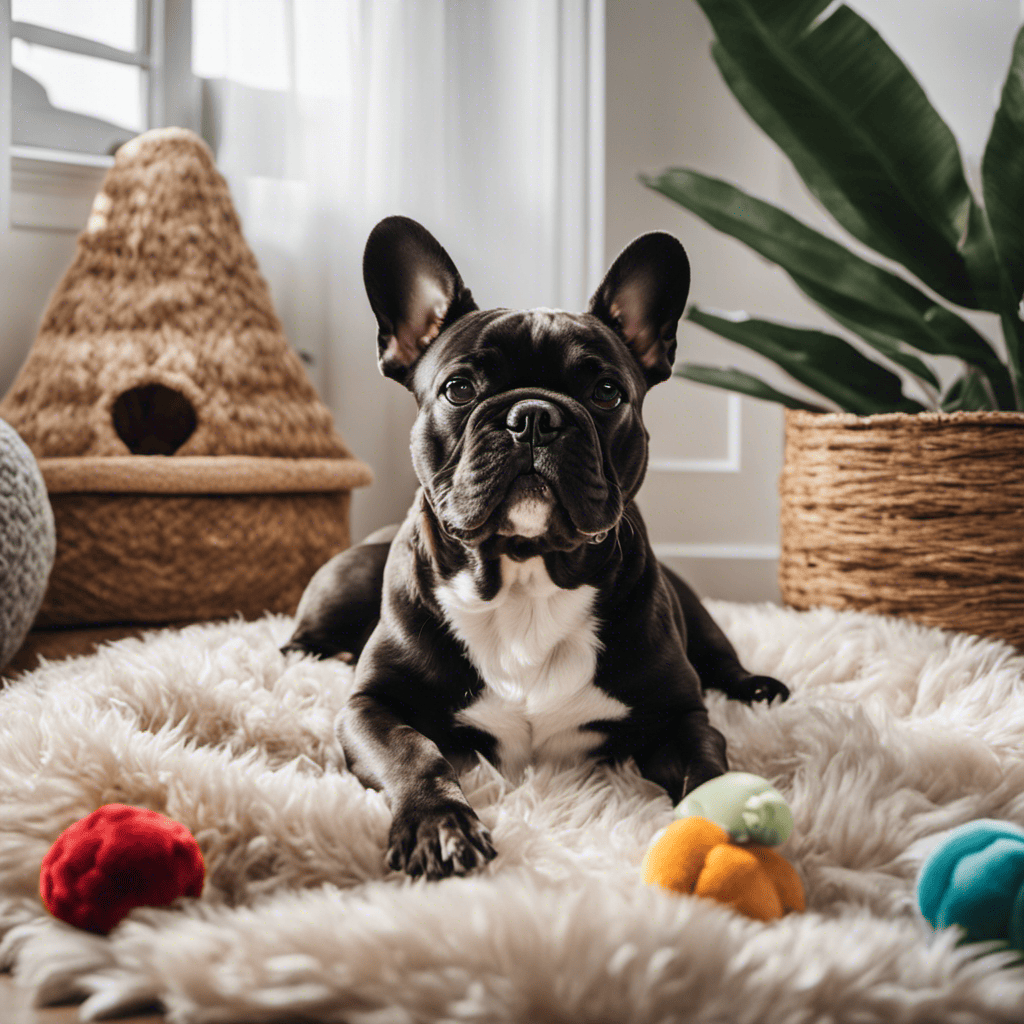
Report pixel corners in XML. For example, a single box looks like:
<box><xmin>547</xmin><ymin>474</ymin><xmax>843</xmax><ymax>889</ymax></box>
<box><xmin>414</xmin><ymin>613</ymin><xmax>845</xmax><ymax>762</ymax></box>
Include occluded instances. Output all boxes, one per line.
<box><xmin>1</xmin><ymin>602</ymin><xmax>1024</xmax><ymax>1023</ymax></box>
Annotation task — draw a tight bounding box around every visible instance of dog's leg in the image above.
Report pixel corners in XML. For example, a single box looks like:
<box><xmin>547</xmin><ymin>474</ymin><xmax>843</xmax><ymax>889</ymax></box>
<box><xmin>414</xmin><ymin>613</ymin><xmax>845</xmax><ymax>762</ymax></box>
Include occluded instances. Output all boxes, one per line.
<box><xmin>661</xmin><ymin>563</ymin><xmax>789</xmax><ymax>705</ymax></box>
<box><xmin>338</xmin><ymin>694</ymin><xmax>497</xmax><ymax>879</ymax></box>
<box><xmin>281</xmin><ymin>526</ymin><xmax>397</xmax><ymax>661</ymax></box>
<box><xmin>634</xmin><ymin>704</ymin><xmax>729</xmax><ymax>804</ymax></box>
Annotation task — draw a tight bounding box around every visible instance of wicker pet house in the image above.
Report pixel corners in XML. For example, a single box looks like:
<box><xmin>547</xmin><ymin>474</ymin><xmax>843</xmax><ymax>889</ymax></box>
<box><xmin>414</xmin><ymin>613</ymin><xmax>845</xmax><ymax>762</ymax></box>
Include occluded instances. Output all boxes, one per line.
<box><xmin>0</xmin><ymin>127</ymin><xmax>372</xmax><ymax>628</ymax></box>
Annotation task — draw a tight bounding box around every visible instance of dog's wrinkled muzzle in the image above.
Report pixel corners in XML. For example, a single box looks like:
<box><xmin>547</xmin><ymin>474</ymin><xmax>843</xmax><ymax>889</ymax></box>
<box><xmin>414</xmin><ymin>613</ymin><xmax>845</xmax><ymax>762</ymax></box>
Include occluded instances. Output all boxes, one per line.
<box><xmin>429</xmin><ymin>389</ymin><xmax>621</xmax><ymax>543</ymax></box>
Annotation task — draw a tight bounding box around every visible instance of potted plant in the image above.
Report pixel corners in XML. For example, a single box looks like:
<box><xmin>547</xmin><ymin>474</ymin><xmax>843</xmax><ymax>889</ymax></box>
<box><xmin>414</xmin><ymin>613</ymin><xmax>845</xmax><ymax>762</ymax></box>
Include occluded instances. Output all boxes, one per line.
<box><xmin>642</xmin><ymin>0</ymin><xmax>1024</xmax><ymax>648</ymax></box>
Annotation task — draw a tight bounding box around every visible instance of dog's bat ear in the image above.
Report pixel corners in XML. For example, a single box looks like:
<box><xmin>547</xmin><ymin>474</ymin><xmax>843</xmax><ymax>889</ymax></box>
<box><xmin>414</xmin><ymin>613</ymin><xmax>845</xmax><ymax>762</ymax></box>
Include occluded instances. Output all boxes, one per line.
<box><xmin>363</xmin><ymin>216</ymin><xmax>478</xmax><ymax>385</ymax></box>
<box><xmin>588</xmin><ymin>232</ymin><xmax>690</xmax><ymax>387</ymax></box>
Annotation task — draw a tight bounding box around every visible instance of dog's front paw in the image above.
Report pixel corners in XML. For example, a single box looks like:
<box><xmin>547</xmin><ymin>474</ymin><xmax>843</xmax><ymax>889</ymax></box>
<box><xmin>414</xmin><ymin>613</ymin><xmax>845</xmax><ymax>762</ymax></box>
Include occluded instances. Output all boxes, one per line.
<box><xmin>733</xmin><ymin>674</ymin><xmax>789</xmax><ymax>705</ymax></box>
<box><xmin>387</xmin><ymin>801</ymin><xmax>497</xmax><ymax>880</ymax></box>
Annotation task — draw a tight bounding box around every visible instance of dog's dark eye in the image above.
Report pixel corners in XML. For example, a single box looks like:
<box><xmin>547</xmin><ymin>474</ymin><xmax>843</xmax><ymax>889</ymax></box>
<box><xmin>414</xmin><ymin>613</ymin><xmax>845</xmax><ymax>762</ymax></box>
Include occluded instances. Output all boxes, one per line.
<box><xmin>443</xmin><ymin>377</ymin><xmax>477</xmax><ymax>406</ymax></box>
<box><xmin>592</xmin><ymin>379</ymin><xmax>622</xmax><ymax>410</ymax></box>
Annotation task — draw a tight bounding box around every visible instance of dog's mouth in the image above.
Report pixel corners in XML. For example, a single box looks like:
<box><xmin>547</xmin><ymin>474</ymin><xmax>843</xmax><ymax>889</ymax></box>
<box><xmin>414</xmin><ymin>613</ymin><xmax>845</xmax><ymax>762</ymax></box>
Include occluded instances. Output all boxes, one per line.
<box><xmin>495</xmin><ymin>473</ymin><xmax>555</xmax><ymax>538</ymax></box>
<box><xmin>438</xmin><ymin>463</ymin><xmax>620</xmax><ymax>549</ymax></box>
<box><xmin>505</xmin><ymin>472</ymin><xmax>551</xmax><ymax>502</ymax></box>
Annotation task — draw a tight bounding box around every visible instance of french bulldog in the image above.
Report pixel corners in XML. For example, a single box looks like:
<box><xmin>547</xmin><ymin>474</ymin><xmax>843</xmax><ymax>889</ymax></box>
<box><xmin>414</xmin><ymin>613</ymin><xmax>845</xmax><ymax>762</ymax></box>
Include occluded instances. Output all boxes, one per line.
<box><xmin>284</xmin><ymin>216</ymin><xmax>788</xmax><ymax>880</ymax></box>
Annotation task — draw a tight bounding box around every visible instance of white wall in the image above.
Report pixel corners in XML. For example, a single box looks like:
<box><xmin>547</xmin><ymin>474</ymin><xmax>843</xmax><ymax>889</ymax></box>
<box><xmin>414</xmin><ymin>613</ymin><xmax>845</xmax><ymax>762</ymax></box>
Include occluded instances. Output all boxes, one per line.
<box><xmin>0</xmin><ymin>229</ymin><xmax>78</xmax><ymax>394</ymax></box>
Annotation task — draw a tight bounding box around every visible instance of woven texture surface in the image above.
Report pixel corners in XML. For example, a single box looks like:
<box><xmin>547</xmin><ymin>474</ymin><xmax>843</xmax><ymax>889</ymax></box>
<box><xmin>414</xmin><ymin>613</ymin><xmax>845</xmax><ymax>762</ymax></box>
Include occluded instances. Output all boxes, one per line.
<box><xmin>779</xmin><ymin>409</ymin><xmax>1024</xmax><ymax>648</ymax></box>
<box><xmin>0</xmin><ymin>127</ymin><xmax>353</xmax><ymax>461</ymax></box>
<box><xmin>0</xmin><ymin>420</ymin><xmax>55</xmax><ymax>668</ymax></box>
<box><xmin>37</xmin><ymin>490</ymin><xmax>351</xmax><ymax>627</ymax></box>
<box><xmin>38</xmin><ymin>455</ymin><xmax>372</xmax><ymax>494</ymax></box>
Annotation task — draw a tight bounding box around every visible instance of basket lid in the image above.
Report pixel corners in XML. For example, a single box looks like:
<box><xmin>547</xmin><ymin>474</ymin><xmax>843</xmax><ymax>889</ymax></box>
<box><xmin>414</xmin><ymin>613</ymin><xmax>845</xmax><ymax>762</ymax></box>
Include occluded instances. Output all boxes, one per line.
<box><xmin>0</xmin><ymin>128</ymin><xmax>366</xmax><ymax>471</ymax></box>
<box><xmin>38</xmin><ymin>455</ymin><xmax>373</xmax><ymax>495</ymax></box>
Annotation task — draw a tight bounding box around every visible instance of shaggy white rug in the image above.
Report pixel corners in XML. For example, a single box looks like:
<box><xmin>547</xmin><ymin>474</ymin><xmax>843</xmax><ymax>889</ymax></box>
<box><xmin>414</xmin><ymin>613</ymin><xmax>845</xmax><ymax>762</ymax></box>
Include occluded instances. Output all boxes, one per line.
<box><xmin>2</xmin><ymin>602</ymin><xmax>1024</xmax><ymax>1023</ymax></box>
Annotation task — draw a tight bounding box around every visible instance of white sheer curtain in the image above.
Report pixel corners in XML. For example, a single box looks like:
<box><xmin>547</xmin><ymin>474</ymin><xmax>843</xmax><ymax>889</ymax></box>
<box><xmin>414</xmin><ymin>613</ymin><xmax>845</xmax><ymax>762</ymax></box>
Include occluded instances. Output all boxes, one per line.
<box><xmin>193</xmin><ymin>0</ymin><xmax>602</xmax><ymax>538</ymax></box>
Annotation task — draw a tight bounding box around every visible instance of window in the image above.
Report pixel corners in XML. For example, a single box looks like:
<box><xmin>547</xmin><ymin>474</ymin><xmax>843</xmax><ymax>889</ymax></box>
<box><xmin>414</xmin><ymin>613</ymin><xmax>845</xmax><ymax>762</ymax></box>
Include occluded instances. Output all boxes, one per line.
<box><xmin>12</xmin><ymin>0</ymin><xmax>148</xmax><ymax>157</ymax></box>
<box><xmin>8</xmin><ymin>0</ymin><xmax>196</xmax><ymax>229</ymax></box>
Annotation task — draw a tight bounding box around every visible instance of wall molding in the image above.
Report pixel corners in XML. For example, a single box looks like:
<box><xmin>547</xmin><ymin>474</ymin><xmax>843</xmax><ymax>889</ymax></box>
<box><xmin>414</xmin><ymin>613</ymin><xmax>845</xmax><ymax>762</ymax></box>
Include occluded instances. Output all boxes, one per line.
<box><xmin>7</xmin><ymin>0</ymin><xmax>195</xmax><ymax>231</ymax></box>
<box><xmin>10</xmin><ymin>146</ymin><xmax>109</xmax><ymax>230</ymax></box>
<box><xmin>555</xmin><ymin>0</ymin><xmax>605</xmax><ymax>309</ymax></box>
<box><xmin>649</xmin><ymin>392</ymin><xmax>742</xmax><ymax>473</ymax></box>
<box><xmin>585</xmin><ymin>0</ymin><xmax>605</xmax><ymax>297</ymax></box>
<box><xmin>653</xmin><ymin>542</ymin><xmax>780</xmax><ymax>560</ymax></box>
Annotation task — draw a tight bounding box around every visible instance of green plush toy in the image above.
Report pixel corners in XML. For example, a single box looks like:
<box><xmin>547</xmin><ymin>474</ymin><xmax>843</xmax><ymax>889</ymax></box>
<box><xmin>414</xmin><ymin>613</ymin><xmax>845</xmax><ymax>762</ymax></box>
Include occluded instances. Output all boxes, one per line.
<box><xmin>676</xmin><ymin>771</ymin><xmax>794</xmax><ymax>846</ymax></box>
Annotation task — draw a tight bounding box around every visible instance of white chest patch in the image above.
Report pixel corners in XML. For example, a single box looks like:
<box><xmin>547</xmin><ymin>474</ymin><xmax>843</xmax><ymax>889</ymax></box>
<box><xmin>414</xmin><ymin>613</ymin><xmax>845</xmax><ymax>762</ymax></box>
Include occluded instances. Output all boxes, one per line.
<box><xmin>436</xmin><ymin>556</ymin><xmax>629</xmax><ymax>781</ymax></box>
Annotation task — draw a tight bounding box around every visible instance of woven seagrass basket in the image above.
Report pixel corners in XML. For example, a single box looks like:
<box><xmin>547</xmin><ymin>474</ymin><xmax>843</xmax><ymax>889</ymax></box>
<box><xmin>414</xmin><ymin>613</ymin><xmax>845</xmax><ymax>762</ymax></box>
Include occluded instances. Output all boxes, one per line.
<box><xmin>0</xmin><ymin>128</ymin><xmax>372</xmax><ymax>629</ymax></box>
<box><xmin>779</xmin><ymin>409</ymin><xmax>1024</xmax><ymax>649</ymax></box>
<box><xmin>33</xmin><ymin>459</ymin><xmax>370</xmax><ymax>626</ymax></box>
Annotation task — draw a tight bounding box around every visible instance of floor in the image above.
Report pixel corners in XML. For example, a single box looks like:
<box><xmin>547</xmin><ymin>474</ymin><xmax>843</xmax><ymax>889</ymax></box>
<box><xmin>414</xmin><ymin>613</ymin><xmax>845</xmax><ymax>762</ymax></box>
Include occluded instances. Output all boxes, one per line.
<box><xmin>0</xmin><ymin>974</ymin><xmax>162</xmax><ymax>1023</ymax></box>
<box><xmin>2</xmin><ymin>625</ymin><xmax>152</xmax><ymax>681</ymax></box>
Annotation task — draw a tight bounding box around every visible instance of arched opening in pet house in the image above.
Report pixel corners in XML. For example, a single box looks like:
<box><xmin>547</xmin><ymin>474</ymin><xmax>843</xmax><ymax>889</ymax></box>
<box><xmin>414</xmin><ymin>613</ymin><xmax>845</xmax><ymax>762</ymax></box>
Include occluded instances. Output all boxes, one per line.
<box><xmin>112</xmin><ymin>384</ymin><xmax>198</xmax><ymax>455</ymax></box>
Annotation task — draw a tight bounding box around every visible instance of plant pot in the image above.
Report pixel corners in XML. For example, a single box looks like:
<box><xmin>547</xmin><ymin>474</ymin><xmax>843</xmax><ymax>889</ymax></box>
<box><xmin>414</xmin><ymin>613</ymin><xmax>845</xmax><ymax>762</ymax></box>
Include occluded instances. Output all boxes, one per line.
<box><xmin>779</xmin><ymin>409</ymin><xmax>1024</xmax><ymax>649</ymax></box>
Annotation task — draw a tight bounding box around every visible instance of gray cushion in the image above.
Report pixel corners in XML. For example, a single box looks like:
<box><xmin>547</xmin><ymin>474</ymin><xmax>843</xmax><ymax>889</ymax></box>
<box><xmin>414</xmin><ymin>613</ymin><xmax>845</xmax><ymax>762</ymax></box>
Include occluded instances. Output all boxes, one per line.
<box><xmin>0</xmin><ymin>420</ymin><xmax>55</xmax><ymax>669</ymax></box>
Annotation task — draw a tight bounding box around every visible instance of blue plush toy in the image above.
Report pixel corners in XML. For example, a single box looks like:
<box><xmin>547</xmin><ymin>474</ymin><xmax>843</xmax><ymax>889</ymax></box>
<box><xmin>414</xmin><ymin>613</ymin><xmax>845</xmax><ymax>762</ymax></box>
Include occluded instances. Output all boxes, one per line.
<box><xmin>917</xmin><ymin>819</ymin><xmax>1024</xmax><ymax>954</ymax></box>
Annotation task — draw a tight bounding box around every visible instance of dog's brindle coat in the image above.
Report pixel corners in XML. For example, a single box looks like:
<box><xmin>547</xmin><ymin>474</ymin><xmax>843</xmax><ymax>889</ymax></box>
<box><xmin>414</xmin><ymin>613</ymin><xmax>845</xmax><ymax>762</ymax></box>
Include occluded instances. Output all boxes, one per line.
<box><xmin>284</xmin><ymin>216</ymin><xmax>788</xmax><ymax>880</ymax></box>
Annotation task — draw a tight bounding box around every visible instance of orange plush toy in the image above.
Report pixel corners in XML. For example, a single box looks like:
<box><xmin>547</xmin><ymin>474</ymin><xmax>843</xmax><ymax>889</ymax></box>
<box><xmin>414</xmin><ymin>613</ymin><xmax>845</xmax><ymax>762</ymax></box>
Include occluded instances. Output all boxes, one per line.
<box><xmin>642</xmin><ymin>772</ymin><xmax>805</xmax><ymax>921</ymax></box>
<box><xmin>643</xmin><ymin>816</ymin><xmax>804</xmax><ymax>921</ymax></box>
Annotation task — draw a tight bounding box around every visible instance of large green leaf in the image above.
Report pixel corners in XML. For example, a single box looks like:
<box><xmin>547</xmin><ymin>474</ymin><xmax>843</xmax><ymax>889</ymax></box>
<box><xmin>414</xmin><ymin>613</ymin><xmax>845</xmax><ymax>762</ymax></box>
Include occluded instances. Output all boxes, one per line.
<box><xmin>675</xmin><ymin>363</ymin><xmax>828</xmax><ymax>412</ymax></box>
<box><xmin>710</xmin><ymin>44</ymin><xmax>879</xmax><ymax>273</ymax></box>
<box><xmin>941</xmin><ymin>369</ymin><xmax>997</xmax><ymax>412</ymax></box>
<box><xmin>981</xmin><ymin>25</ymin><xmax>1024</xmax><ymax>407</ymax></box>
<box><xmin>687</xmin><ymin>306</ymin><xmax>926</xmax><ymax>414</ymax></box>
<box><xmin>786</xmin><ymin>275</ymin><xmax>940</xmax><ymax>394</ymax></box>
<box><xmin>997</xmin><ymin>308</ymin><xmax>1024</xmax><ymax>410</ymax></box>
<box><xmin>643</xmin><ymin>169</ymin><xmax>1010</xmax><ymax>397</ymax></box>
<box><xmin>694</xmin><ymin>0</ymin><xmax>999</xmax><ymax>310</ymax></box>
<box><xmin>983</xmin><ymin>26</ymin><xmax>1024</xmax><ymax>307</ymax></box>
<box><xmin>790</xmin><ymin>272</ymin><xmax>1015</xmax><ymax>407</ymax></box>
<box><xmin>788</xmin><ymin>274</ymin><xmax>1015</xmax><ymax>408</ymax></box>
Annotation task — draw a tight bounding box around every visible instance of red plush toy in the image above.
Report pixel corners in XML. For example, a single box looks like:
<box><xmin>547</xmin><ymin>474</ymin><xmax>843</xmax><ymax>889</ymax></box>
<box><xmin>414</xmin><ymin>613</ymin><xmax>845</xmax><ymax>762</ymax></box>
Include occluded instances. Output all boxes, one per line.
<box><xmin>39</xmin><ymin>804</ymin><xmax>205</xmax><ymax>934</ymax></box>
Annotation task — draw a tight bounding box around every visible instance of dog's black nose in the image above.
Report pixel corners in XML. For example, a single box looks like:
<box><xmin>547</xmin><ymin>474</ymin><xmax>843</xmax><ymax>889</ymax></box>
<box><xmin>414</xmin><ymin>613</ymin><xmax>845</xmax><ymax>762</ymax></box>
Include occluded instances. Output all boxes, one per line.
<box><xmin>506</xmin><ymin>399</ymin><xmax>564</xmax><ymax>447</ymax></box>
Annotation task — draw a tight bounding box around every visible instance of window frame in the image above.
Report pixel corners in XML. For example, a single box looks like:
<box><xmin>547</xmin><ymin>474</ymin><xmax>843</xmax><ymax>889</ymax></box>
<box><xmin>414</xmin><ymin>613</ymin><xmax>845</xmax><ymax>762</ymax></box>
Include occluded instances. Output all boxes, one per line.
<box><xmin>13</xmin><ymin>0</ymin><xmax>154</xmax><ymax>144</ymax></box>
<box><xmin>6</xmin><ymin>0</ymin><xmax>197</xmax><ymax>230</ymax></box>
